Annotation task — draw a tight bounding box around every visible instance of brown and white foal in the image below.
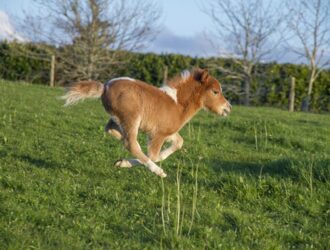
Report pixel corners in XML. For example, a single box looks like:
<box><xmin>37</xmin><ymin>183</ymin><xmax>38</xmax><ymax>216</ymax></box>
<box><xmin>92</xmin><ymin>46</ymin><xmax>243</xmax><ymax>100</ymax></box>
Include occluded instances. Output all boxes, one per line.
<box><xmin>61</xmin><ymin>68</ymin><xmax>231</xmax><ymax>177</ymax></box>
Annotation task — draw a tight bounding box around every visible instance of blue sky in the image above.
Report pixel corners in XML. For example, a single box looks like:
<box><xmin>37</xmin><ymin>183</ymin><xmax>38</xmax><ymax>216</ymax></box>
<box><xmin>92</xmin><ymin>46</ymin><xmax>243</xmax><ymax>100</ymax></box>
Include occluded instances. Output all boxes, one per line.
<box><xmin>0</xmin><ymin>0</ymin><xmax>328</xmax><ymax>63</ymax></box>
<box><xmin>0</xmin><ymin>0</ymin><xmax>208</xmax><ymax>36</ymax></box>
<box><xmin>0</xmin><ymin>0</ymin><xmax>34</xmax><ymax>17</ymax></box>
<box><xmin>161</xmin><ymin>0</ymin><xmax>207</xmax><ymax>36</ymax></box>
<box><xmin>0</xmin><ymin>0</ymin><xmax>216</xmax><ymax>57</ymax></box>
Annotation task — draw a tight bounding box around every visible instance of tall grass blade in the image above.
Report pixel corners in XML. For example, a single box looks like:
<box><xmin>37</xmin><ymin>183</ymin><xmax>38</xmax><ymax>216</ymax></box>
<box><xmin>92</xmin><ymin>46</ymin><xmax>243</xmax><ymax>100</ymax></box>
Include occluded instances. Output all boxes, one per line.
<box><xmin>254</xmin><ymin>123</ymin><xmax>258</xmax><ymax>151</ymax></box>
<box><xmin>175</xmin><ymin>165</ymin><xmax>181</xmax><ymax>236</ymax></box>
<box><xmin>161</xmin><ymin>178</ymin><xmax>167</xmax><ymax>236</ymax></box>
<box><xmin>188</xmin><ymin>164</ymin><xmax>199</xmax><ymax>236</ymax></box>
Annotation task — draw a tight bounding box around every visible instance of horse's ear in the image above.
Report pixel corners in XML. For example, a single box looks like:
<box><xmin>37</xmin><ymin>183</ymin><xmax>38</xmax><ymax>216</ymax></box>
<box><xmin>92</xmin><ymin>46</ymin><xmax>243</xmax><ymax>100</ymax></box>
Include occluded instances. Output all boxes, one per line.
<box><xmin>201</xmin><ymin>69</ymin><xmax>209</xmax><ymax>83</ymax></box>
<box><xmin>196</xmin><ymin>69</ymin><xmax>209</xmax><ymax>84</ymax></box>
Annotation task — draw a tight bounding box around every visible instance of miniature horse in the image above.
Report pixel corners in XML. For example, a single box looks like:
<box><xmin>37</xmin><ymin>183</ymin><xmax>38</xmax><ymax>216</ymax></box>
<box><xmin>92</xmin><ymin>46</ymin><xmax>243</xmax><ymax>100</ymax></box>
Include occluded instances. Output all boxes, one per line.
<box><xmin>61</xmin><ymin>68</ymin><xmax>231</xmax><ymax>177</ymax></box>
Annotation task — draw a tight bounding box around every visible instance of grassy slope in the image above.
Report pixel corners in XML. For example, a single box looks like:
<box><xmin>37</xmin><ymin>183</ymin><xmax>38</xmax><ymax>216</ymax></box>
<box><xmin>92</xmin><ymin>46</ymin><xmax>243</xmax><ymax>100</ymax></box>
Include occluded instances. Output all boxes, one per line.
<box><xmin>0</xmin><ymin>80</ymin><xmax>329</xmax><ymax>249</ymax></box>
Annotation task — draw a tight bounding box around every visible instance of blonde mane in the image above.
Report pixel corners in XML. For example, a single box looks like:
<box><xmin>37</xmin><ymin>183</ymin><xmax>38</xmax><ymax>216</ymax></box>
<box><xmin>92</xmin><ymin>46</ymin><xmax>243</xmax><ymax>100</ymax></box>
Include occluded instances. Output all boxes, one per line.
<box><xmin>166</xmin><ymin>69</ymin><xmax>195</xmax><ymax>89</ymax></box>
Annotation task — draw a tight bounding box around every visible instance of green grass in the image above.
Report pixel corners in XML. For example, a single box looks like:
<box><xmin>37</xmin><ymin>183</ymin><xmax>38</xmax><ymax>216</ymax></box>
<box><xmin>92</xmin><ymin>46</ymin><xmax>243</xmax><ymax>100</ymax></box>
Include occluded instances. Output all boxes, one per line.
<box><xmin>0</xmin><ymin>80</ymin><xmax>329</xmax><ymax>249</ymax></box>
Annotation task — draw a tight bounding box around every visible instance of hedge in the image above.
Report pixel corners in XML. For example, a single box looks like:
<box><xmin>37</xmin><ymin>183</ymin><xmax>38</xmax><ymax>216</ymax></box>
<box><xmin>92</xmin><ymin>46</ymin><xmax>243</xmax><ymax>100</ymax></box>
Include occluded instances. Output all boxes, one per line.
<box><xmin>0</xmin><ymin>41</ymin><xmax>329</xmax><ymax>112</ymax></box>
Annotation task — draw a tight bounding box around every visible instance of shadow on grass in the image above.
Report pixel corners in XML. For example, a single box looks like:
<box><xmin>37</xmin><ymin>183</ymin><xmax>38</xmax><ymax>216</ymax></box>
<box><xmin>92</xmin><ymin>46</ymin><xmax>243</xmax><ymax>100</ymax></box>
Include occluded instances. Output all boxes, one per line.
<box><xmin>211</xmin><ymin>158</ymin><xmax>297</xmax><ymax>178</ymax></box>
<box><xmin>17</xmin><ymin>154</ymin><xmax>59</xmax><ymax>169</ymax></box>
<box><xmin>210</xmin><ymin>157</ymin><xmax>330</xmax><ymax>182</ymax></box>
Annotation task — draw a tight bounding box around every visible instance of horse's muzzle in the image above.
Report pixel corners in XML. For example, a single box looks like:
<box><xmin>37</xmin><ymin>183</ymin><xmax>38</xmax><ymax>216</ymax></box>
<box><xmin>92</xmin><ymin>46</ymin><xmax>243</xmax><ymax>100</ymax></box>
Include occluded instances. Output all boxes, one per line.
<box><xmin>222</xmin><ymin>101</ymin><xmax>232</xmax><ymax>117</ymax></box>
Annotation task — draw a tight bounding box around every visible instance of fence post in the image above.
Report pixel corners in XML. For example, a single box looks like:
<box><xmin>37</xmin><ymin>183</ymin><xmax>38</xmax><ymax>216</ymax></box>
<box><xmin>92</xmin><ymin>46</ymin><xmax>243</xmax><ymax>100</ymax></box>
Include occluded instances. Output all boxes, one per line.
<box><xmin>289</xmin><ymin>76</ymin><xmax>295</xmax><ymax>112</ymax></box>
<box><xmin>163</xmin><ymin>65</ymin><xmax>168</xmax><ymax>84</ymax></box>
<box><xmin>50</xmin><ymin>55</ymin><xmax>55</xmax><ymax>87</ymax></box>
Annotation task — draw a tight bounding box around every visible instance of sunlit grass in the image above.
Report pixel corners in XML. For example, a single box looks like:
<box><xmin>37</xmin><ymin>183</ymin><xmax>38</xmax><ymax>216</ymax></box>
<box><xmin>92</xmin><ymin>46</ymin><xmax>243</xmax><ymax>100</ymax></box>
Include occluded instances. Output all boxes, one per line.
<box><xmin>0</xmin><ymin>80</ymin><xmax>329</xmax><ymax>249</ymax></box>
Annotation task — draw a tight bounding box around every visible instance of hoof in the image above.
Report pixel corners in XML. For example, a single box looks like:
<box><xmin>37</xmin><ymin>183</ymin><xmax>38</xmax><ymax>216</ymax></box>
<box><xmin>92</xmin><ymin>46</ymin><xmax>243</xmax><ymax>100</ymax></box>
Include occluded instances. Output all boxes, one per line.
<box><xmin>153</xmin><ymin>168</ymin><xmax>167</xmax><ymax>178</ymax></box>
<box><xmin>158</xmin><ymin>171</ymin><xmax>167</xmax><ymax>178</ymax></box>
<box><xmin>114</xmin><ymin>159</ymin><xmax>132</xmax><ymax>168</ymax></box>
<box><xmin>114</xmin><ymin>159</ymin><xmax>122</xmax><ymax>167</ymax></box>
<box><xmin>146</xmin><ymin>160</ymin><xmax>167</xmax><ymax>177</ymax></box>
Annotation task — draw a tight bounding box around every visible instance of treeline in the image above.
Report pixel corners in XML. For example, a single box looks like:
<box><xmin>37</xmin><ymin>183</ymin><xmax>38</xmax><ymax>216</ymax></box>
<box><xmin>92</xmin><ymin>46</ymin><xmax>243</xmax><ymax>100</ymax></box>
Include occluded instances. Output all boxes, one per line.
<box><xmin>0</xmin><ymin>41</ymin><xmax>329</xmax><ymax>112</ymax></box>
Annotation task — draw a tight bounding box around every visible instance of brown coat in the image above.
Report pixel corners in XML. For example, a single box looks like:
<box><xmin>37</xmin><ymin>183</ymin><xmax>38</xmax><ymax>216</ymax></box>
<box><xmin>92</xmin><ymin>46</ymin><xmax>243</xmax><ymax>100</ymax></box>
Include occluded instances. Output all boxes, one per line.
<box><xmin>61</xmin><ymin>68</ymin><xmax>231</xmax><ymax>177</ymax></box>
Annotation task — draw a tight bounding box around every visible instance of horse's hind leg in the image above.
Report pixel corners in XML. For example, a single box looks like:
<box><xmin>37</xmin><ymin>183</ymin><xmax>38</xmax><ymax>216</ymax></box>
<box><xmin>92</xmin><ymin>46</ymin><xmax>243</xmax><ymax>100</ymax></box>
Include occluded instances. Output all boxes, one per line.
<box><xmin>105</xmin><ymin>118</ymin><xmax>123</xmax><ymax>140</ymax></box>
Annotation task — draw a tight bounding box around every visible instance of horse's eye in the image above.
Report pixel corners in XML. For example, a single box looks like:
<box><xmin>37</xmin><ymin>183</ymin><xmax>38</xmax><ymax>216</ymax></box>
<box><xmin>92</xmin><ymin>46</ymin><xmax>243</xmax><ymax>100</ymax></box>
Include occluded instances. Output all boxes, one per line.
<box><xmin>212</xmin><ymin>90</ymin><xmax>219</xmax><ymax>95</ymax></box>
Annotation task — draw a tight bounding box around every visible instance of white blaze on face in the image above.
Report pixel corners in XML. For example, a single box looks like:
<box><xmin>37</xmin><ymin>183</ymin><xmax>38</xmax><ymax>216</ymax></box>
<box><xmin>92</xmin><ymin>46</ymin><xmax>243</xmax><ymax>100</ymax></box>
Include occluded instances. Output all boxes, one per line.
<box><xmin>159</xmin><ymin>85</ymin><xmax>178</xmax><ymax>103</ymax></box>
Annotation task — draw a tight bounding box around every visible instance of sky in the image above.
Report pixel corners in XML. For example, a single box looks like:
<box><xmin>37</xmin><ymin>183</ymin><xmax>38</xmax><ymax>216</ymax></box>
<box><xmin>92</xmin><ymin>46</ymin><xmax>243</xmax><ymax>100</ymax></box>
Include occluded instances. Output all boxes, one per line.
<box><xmin>1</xmin><ymin>0</ymin><xmax>219</xmax><ymax>57</ymax></box>
<box><xmin>145</xmin><ymin>0</ymin><xmax>217</xmax><ymax>57</ymax></box>
<box><xmin>0</xmin><ymin>0</ymin><xmax>208</xmax><ymax>36</ymax></box>
<box><xmin>0</xmin><ymin>0</ymin><xmax>328</xmax><ymax>64</ymax></box>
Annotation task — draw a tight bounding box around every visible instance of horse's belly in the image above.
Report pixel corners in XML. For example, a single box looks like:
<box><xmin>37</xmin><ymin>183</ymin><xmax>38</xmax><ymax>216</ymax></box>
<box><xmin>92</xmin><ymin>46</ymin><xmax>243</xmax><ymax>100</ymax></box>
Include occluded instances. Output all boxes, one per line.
<box><xmin>139</xmin><ymin>112</ymin><xmax>180</xmax><ymax>135</ymax></box>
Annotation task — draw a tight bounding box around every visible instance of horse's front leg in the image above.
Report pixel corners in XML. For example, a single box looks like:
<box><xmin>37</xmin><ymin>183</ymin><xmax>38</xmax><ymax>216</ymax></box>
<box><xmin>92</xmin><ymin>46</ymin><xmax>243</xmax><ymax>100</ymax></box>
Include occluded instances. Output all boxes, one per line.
<box><xmin>148</xmin><ymin>135</ymin><xmax>166</xmax><ymax>162</ymax></box>
<box><xmin>156</xmin><ymin>133</ymin><xmax>183</xmax><ymax>162</ymax></box>
<box><xmin>135</xmin><ymin>133</ymin><xmax>183</xmax><ymax>163</ymax></box>
<box><xmin>115</xmin><ymin>122</ymin><xmax>167</xmax><ymax>177</ymax></box>
<box><xmin>114</xmin><ymin>134</ymin><xmax>165</xmax><ymax>168</ymax></box>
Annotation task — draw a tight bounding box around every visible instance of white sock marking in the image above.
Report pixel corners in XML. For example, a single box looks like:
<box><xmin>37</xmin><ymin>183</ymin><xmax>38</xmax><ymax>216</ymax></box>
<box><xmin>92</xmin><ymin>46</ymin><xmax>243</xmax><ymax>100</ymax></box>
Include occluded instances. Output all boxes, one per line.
<box><xmin>158</xmin><ymin>148</ymin><xmax>175</xmax><ymax>161</ymax></box>
<box><xmin>146</xmin><ymin>160</ymin><xmax>166</xmax><ymax>177</ymax></box>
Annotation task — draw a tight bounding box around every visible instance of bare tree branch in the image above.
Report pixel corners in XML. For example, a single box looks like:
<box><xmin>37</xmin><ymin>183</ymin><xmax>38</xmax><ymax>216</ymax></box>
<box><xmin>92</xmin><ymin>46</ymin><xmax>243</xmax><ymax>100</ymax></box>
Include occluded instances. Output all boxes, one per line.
<box><xmin>201</xmin><ymin>0</ymin><xmax>285</xmax><ymax>105</ymax></box>
<box><xmin>286</xmin><ymin>0</ymin><xmax>330</xmax><ymax>110</ymax></box>
<box><xmin>18</xmin><ymin>0</ymin><xmax>161</xmax><ymax>84</ymax></box>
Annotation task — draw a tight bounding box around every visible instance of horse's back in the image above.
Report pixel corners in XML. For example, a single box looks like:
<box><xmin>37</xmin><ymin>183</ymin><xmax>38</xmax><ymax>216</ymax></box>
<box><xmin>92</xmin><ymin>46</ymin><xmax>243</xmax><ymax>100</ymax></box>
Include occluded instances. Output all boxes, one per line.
<box><xmin>101</xmin><ymin>78</ymin><xmax>181</xmax><ymax>134</ymax></box>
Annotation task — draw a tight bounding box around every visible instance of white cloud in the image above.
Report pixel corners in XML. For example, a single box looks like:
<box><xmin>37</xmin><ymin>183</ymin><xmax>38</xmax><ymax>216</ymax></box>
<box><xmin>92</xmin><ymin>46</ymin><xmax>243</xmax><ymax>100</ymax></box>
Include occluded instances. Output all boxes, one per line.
<box><xmin>0</xmin><ymin>10</ymin><xmax>25</xmax><ymax>42</ymax></box>
<box><xmin>143</xmin><ymin>27</ymin><xmax>218</xmax><ymax>57</ymax></box>
<box><xmin>143</xmin><ymin>27</ymin><xmax>330</xmax><ymax>66</ymax></box>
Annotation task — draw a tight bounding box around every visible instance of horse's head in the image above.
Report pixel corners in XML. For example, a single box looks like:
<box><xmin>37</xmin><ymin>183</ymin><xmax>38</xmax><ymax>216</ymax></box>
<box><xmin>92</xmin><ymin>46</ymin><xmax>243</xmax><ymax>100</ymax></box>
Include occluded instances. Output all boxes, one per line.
<box><xmin>195</xmin><ymin>69</ymin><xmax>231</xmax><ymax>116</ymax></box>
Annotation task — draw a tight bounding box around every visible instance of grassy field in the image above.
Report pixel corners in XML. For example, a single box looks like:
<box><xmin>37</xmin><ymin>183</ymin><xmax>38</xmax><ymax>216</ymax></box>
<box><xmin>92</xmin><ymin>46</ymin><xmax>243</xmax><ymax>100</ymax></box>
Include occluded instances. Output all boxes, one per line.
<box><xmin>0</xmin><ymin>80</ymin><xmax>329</xmax><ymax>249</ymax></box>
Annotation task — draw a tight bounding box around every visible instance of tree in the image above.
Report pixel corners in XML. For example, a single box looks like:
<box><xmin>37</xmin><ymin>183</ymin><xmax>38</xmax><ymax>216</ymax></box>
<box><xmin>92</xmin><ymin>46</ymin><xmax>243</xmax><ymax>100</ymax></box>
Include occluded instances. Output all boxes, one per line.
<box><xmin>286</xmin><ymin>0</ymin><xmax>330</xmax><ymax>111</ymax></box>
<box><xmin>20</xmin><ymin>0</ymin><xmax>161</xmax><ymax>84</ymax></box>
<box><xmin>201</xmin><ymin>0</ymin><xmax>284</xmax><ymax>105</ymax></box>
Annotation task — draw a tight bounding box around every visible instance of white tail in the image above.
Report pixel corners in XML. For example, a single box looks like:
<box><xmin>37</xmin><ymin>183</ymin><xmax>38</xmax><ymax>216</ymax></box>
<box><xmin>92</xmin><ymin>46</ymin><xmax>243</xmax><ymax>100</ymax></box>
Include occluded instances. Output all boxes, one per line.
<box><xmin>61</xmin><ymin>80</ymin><xmax>104</xmax><ymax>106</ymax></box>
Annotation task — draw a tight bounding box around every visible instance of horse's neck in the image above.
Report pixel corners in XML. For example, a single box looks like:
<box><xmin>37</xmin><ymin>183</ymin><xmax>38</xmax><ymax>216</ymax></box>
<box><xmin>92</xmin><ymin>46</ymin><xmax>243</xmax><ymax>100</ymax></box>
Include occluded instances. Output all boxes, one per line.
<box><xmin>176</xmin><ymin>84</ymin><xmax>202</xmax><ymax>126</ymax></box>
<box><xmin>180</xmin><ymin>101</ymin><xmax>201</xmax><ymax>126</ymax></box>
